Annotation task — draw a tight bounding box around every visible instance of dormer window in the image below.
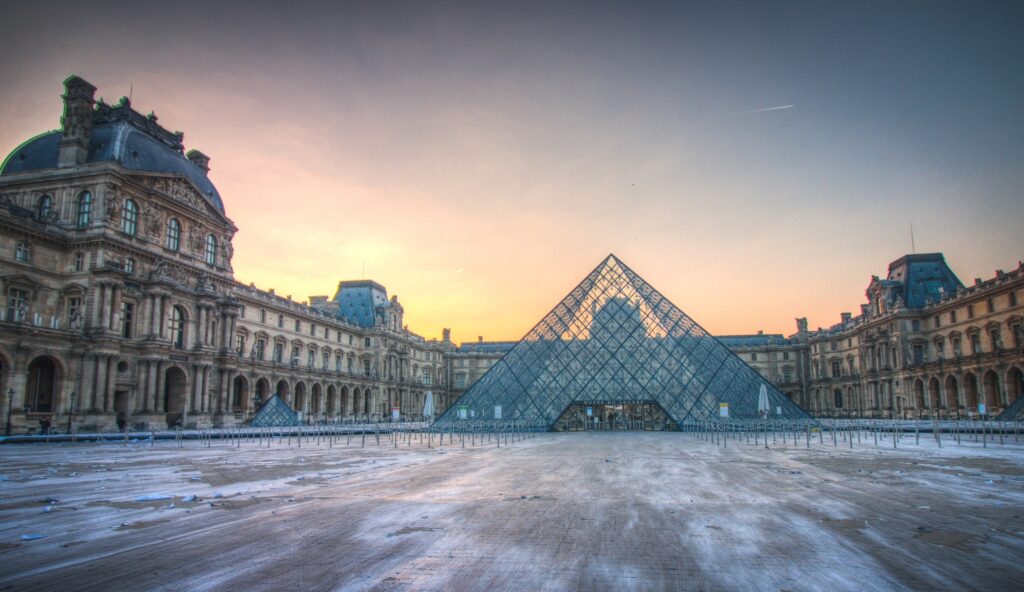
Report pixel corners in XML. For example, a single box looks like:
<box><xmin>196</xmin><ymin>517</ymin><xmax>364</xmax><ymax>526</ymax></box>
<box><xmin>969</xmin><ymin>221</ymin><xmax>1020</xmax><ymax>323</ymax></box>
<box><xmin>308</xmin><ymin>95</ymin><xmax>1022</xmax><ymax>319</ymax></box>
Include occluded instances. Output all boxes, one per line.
<box><xmin>14</xmin><ymin>240</ymin><xmax>30</xmax><ymax>262</ymax></box>
<box><xmin>205</xmin><ymin>234</ymin><xmax>217</xmax><ymax>265</ymax></box>
<box><xmin>36</xmin><ymin>195</ymin><xmax>52</xmax><ymax>220</ymax></box>
<box><xmin>121</xmin><ymin>199</ymin><xmax>138</xmax><ymax>236</ymax></box>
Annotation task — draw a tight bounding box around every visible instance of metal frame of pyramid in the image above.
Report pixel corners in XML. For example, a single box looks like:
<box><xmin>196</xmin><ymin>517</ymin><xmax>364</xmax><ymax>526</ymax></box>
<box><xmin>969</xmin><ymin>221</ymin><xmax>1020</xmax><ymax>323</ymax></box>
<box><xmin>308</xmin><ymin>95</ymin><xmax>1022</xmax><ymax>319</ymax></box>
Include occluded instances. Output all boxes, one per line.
<box><xmin>436</xmin><ymin>254</ymin><xmax>810</xmax><ymax>429</ymax></box>
<box><xmin>248</xmin><ymin>394</ymin><xmax>300</xmax><ymax>427</ymax></box>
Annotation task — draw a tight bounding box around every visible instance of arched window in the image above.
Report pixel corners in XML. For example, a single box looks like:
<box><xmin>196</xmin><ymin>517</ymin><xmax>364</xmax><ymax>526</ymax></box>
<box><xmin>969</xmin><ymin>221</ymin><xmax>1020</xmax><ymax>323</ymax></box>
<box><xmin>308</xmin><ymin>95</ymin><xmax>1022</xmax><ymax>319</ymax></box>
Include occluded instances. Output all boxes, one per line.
<box><xmin>205</xmin><ymin>234</ymin><xmax>217</xmax><ymax>265</ymax></box>
<box><xmin>166</xmin><ymin>218</ymin><xmax>181</xmax><ymax>251</ymax></box>
<box><xmin>36</xmin><ymin>195</ymin><xmax>52</xmax><ymax>220</ymax></box>
<box><xmin>170</xmin><ymin>306</ymin><xmax>186</xmax><ymax>349</ymax></box>
<box><xmin>121</xmin><ymin>199</ymin><xmax>138</xmax><ymax>236</ymax></box>
<box><xmin>76</xmin><ymin>191</ymin><xmax>92</xmax><ymax>228</ymax></box>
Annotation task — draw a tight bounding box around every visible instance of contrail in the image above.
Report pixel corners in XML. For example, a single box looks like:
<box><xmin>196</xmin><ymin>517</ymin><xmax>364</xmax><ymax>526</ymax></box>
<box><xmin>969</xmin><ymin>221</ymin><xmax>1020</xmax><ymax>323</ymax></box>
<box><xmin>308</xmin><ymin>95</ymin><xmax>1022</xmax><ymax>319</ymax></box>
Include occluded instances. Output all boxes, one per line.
<box><xmin>745</xmin><ymin>104</ymin><xmax>794</xmax><ymax>113</ymax></box>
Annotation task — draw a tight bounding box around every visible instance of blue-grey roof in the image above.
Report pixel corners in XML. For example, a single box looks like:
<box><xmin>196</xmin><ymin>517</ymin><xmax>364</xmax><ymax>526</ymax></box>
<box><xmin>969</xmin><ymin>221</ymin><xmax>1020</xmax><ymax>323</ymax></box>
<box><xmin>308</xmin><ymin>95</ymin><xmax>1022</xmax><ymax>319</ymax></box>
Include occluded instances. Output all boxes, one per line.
<box><xmin>333</xmin><ymin>280</ymin><xmax>389</xmax><ymax>328</ymax></box>
<box><xmin>884</xmin><ymin>253</ymin><xmax>963</xmax><ymax>309</ymax></box>
<box><xmin>457</xmin><ymin>342</ymin><xmax>517</xmax><ymax>354</ymax></box>
<box><xmin>1</xmin><ymin>103</ymin><xmax>224</xmax><ymax>215</ymax></box>
<box><xmin>717</xmin><ymin>334</ymin><xmax>790</xmax><ymax>347</ymax></box>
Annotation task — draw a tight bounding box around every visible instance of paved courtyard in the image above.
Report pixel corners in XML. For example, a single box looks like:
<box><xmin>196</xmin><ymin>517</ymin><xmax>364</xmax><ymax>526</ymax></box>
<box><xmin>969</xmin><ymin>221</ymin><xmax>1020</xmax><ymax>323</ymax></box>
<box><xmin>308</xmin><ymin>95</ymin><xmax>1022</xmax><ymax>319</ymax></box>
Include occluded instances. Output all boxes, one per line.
<box><xmin>0</xmin><ymin>431</ymin><xmax>1022</xmax><ymax>591</ymax></box>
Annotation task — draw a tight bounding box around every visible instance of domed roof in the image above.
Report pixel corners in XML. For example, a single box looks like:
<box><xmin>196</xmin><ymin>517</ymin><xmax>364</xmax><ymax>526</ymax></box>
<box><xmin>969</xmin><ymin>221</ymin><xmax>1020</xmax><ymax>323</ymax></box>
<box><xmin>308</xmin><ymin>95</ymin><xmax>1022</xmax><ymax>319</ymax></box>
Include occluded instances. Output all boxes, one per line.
<box><xmin>1</xmin><ymin>98</ymin><xmax>225</xmax><ymax>215</ymax></box>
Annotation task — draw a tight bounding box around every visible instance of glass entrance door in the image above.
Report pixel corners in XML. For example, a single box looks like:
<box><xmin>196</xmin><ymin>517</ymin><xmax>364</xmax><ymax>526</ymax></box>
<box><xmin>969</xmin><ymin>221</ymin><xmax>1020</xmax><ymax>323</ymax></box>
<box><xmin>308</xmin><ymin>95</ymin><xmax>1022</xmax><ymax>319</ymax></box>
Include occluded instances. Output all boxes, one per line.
<box><xmin>554</xmin><ymin>401</ymin><xmax>675</xmax><ymax>431</ymax></box>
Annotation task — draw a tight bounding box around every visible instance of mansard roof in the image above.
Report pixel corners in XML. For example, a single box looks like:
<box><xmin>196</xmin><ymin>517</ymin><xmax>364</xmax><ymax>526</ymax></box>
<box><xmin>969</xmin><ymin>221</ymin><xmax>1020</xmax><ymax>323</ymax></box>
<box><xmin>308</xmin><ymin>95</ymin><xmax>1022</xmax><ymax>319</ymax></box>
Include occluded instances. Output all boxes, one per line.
<box><xmin>1</xmin><ymin>98</ymin><xmax>224</xmax><ymax>214</ymax></box>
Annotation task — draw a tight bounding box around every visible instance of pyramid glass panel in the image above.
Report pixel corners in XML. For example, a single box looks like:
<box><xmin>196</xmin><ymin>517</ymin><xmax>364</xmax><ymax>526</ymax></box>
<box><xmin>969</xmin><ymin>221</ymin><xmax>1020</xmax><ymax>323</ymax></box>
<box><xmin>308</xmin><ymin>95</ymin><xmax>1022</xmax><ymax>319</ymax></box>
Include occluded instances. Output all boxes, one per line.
<box><xmin>436</xmin><ymin>255</ymin><xmax>809</xmax><ymax>429</ymax></box>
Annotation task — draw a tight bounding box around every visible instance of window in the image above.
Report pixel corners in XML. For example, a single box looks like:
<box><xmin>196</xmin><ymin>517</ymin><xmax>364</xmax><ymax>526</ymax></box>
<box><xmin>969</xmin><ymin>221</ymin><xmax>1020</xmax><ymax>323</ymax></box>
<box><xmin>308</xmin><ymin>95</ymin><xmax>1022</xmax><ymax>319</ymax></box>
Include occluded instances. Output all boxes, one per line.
<box><xmin>750</xmin><ymin>353</ymin><xmax>757</xmax><ymax>361</ymax></box>
<box><xmin>238</xmin><ymin>305</ymin><xmax>245</xmax><ymax>319</ymax></box>
<box><xmin>322</xmin><ymin>351</ymin><xmax>329</xmax><ymax>369</ymax></box>
<box><xmin>951</xmin><ymin>310</ymin><xmax>957</xmax><ymax>323</ymax></box>
<box><xmin>124</xmin><ymin>258</ymin><xmax>135</xmax><ymax>274</ymax></box>
<box><xmin>834</xmin><ymin>390</ymin><xmax>843</xmax><ymax>409</ymax></box>
<box><xmin>970</xmin><ymin>333</ymin><xmax>981</xmax><ymax>355</ymax></box>
<box><xmin>423</xmin><ymin>367</ymin><xmax>432</xmax><ymax>386</ymax></box>
<box><xmin>347</xmin><ymin>357</ymin><xmax>354</xmax><ymax>373</ymax></box>
<box><xmin>76</xmin><ymin>191</ymin><xmax>92</xmax><ymax>227</ymax></box>
<box><xmin>830</xmin><ymin>360</ymin><xmax>841</xmax><ymax>378</ymax></box>
<box><xmin>348</xmin><ymin>334</ymin><xmax>353</xmax><ymax>345</ymax></box>
<box><xmin>273</xmin><ymin>342</ymin><xmax>284</xmax><ymax>363</ymax></box>
<box><xmin>335</xmin><ymin>355</ymin><xmax>342</xmax><ymax>372</ymax></box>
<box><xmin>120</xmin><ymin>301</ymin><xmax>134</xmax><ymax>338</ymax></box>
<box><xmin>74</xmin><ymin>252</ymin><xmax>84</xmax><ymax>271</ymax></box>
<box><xmin>782</xmin><ymin>366</ymin><xmax>792</xmax><ymax>383</ymax></box>
<box><xmin>14</xmin><ymin>241</ymin><xmax>29</xmax><ymax>262</ymax></box>
<box><xmin>311</xmin><ymin>323</ymin><xmax>316</xmax><ymax>337</ymax></box>
<box><xmin>1011</xmin><ymin>291</ymin><xmax>1018</xmax><ymax>307</ymax></box>
<box><xmin>934</xmin><ymin>315</ymin><xmax>941</xmax><ymax>329</ymax></box>
<box><xmin>235</xmin><ymin>333</ymin><xmax>246</xmax><ymax>355</ymax></box>
<box><xmin>7</xmin><ymin>288</ymin><xmax>28</xmax><ymax>322</ymax></box>
<box><xmin>169</xmin><ymin>306</ymin><xmax>186</xmax><ymax>349</ymax></box>
<box><xmin>166</xmin><ymin>218</ymin><xmax>181</xmax><ymax>251</ymax></box>
<box><xmin>259</xmin><ymin>309</ymin><xmax>266</xmax><ymax>323</ymax></box>
<box><xmin>912</xmin><ymin>343</ymin><xmax>924</xmax><ymax>364</ymax></box>
<box><xmin>830</xmin><ymin>342</ymin><xmax>837</xmax><ymax>351</ymax></box>
<box><xmin>36</xmin><ymin>195</ymin><xmax>52</xmax><ymax>219</ymax></box>
<box><xmin>307</xmin><ymin>350</ymin><xmax>315</xmax><ymax>368</ymax></box>
<box><xmin>294</xmin><ymin>319</ymin><xmax>301</xmax><ymax>332</ymax></box>
<box><xmin>783</xmin><ymin>352</ymin><xmax>789</xmax><ymax>361</ymax></box>
<box><xmin>205</xmin><ymin>234</ymin><xmax>217</xmax><ymax>265</ymax></box>
<box><xmin>952</xmin><ymin>337</ymin><xmax>961</xmax><ymax>356</ymax></box>
<box><xmin>277</xmin><ymin>314</ymin><xmax>284</xmax><ymax>328</ymax></box>
<box><xmin>456</xmin><ymin>374</ymin><xmax>466</xmax><ymax>388</ymax></box>
<box><xmin>936</xmin><ymin>340</ymin><xmax>945</xmax><ymax>358</ymax></box>
<box><xmin>911</xmin><ymin>319</ymin><xmax>920</xmax><ymax>332</ymax></box>
<box><xmin>1012</xmin><ymin>323</ymin><xmax>1023</xmax><ymax>348</ymax></box>
<box><xmin>363</xmin><ymin>359</ymin><xmax>371</xmax><ymax>376</ymax></box>
<box><xmin>989</xmin><ymin>327</ymin><xmax>1002</xmax><ymax>350</ymax></box>
<box><xmin>121</xmin><ymin>199</ymin><xmax>138</xmax><ymax>235</ymax></box>
<box><xmin>290</xmin><ymin>346</ymin><xmax>300</xmax><ymax>364</ymax></box>
<box><xmin>967</xmin><ymin>304</ymin><xmax>974</xmax><ymax>319</ymax></box>
<box><xmin>253</xmin><ymin>338</ymin><xmax>266</xmax><ymax>360</ymax></box>
<box><xmin>987</xmin><ymin>298</ymin><xmax>995</xmax><ymax>313</ymax></box>
<box><xmin>67</xmin><ymin>297</ymin><xmax>82</xmax><ymax>328</ymax></box>
<box><xmin>364</xmin><ymin>337</ymin><xmax>371</xmax><ymax>347</ymax></box>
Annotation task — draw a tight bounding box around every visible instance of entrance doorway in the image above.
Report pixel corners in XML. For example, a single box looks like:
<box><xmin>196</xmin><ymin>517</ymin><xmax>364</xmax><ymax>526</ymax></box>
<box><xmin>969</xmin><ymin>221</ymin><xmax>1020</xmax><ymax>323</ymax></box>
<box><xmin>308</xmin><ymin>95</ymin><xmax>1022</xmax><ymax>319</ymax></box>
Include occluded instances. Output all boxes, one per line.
<box><xmin>554</xmin><ymin>401</ymin><xmax>674</xmax><ymax>431</ymax></box>
<box><xmin>164</xmin><ymin>367</ymin><xmax>187</xmax><ymax>428</ymax></box>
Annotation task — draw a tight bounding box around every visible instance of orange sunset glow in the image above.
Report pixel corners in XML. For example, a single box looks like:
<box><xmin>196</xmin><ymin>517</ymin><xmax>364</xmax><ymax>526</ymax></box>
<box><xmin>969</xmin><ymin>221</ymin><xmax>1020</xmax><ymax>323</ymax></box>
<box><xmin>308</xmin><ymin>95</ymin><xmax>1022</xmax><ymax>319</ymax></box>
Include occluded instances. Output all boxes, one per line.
<box><xmin>2</xmin><ymin>3</ymin><xmax>1021</xmax><ymax>343</ymax></box>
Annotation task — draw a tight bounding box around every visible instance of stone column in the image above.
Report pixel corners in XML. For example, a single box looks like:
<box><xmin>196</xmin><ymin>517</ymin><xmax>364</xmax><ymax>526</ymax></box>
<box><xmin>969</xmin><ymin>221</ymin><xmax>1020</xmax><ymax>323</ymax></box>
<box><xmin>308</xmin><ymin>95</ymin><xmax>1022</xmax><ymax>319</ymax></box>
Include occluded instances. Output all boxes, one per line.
<box><xmin>155</xmin><ymin>362</ymin><xmax>166</xmax><ymax>412</ymax></box>
<box><xmin>103</xmin><ymin>356</ymin><xmax>116</xmax><ymax>412</ymax></box>
<box><xmin>92</xmin><ymin>355</ymin><xmax>107</xmax><ymax>412</ymax></box>
<box><xmin>109</xmin><ymin>285</ymin><xmax>122</xmax><ymax>335</ymax></box>
<box><xmin>158</xmin><ymin>295</ymin><xmax>168</xmax><ymax>339</ymax></box>
<box><xmin>195</xmin><ymin>306</ymin><xmax>206</xmax><ymax>348</ymax></box>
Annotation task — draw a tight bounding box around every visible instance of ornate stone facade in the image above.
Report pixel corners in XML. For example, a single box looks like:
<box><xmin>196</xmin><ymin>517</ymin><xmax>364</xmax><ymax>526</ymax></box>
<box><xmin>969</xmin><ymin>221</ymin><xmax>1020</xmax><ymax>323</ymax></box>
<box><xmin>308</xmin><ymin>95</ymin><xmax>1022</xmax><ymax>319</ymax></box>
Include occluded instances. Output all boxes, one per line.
<box><xmin>0</xmin><ymin>76</ymin><xmax>453</xmax><ymax>434</ymax></box>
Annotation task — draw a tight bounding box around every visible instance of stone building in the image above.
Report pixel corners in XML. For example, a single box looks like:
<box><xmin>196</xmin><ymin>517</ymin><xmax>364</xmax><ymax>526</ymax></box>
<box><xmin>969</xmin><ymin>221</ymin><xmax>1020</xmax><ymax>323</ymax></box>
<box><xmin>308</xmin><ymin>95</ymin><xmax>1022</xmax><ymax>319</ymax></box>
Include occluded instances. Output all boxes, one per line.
<box><xmin>2</xmin><ymin>76</ymin><xmax>1022</xmax><ymax>433</ymax></box>
<box><xmin>0</xmin><ymin>76</ymin><xmax>451</xmax><ymax>434</ymax></box>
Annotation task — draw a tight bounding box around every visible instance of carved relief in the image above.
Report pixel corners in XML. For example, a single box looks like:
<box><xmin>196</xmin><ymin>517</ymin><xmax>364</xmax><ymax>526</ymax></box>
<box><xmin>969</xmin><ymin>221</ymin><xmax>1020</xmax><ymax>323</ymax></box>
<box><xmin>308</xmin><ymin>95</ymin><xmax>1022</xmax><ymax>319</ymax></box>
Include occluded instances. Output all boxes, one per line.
<box><xmin>221</xmin><ymin>235</ymin><xmax>234</xmax><ymax>261</ymax></box>
<box><xmin>142</xmin><ymin>202</ymin><xmax>161</xmax><ymax>237</ymax></box>
<box><xmin>150</xmin><ymin>261</ymin><xmax>188</xmax><ymax>284</ymax></box>
<box><xmin>188</xmin><ymin>226</ymin><xmax>204</xmax><ymax>253</ymax></box>
<box><xmin>105</xmin><ymin>191</ymin><xmax>121</xmax><ymax>223</ymax></box>
<box><xmin>149</xmin><ymin>178</ymin><xmax>205</xmax><ymax>211</ymax></box>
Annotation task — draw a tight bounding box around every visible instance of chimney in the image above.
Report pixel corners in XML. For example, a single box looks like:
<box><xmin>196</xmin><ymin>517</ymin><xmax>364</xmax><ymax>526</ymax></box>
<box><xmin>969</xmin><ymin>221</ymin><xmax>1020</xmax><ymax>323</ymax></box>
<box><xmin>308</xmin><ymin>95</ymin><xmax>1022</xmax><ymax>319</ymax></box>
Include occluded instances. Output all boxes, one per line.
<box><xmin>841</xmin><ymin>312</ymin><xmax>852</xmax><ymax>324</ymax></box>
<box><xmin>442</xmin><ymin>328</ymin><xmax>451</xmax><ymax>342</ymax></box>
<box><xmin>757</xmin><ymin>330</ymin><xmax>763</xmax><ymax>336</ymax></box>
<box><xmin>795</xmin><ymin>317</ymin><xmax>808</xmax><ymax>334</ymax></box>
<box><xmin>478</xmin><ymin>336</ymin><xmax>483</xmax><ymax>343</ymax></box>
<box><xmin>186</xmin><ymin>149</ymin><xmax>210</xmax><ymax>173</ymax></box>
<box><xmin>58</xmin><ymin>75</ymin><xmax>97</xmax><ymax>168</ymax></box>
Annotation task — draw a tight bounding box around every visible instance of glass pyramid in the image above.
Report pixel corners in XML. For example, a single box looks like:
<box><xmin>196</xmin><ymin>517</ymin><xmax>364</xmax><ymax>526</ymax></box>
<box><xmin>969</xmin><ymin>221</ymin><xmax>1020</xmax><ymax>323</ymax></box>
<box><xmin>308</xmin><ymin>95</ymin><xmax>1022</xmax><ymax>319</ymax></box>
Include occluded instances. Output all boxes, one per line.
<box><xmin>249</xmin><ymin>394</ymin><xmax>300</xmax><ymax>427</ymax></box>
<box><xmin>436</xmin><ymin>254</ymin><xmax>809</xmax><ymax>429</ymax></box>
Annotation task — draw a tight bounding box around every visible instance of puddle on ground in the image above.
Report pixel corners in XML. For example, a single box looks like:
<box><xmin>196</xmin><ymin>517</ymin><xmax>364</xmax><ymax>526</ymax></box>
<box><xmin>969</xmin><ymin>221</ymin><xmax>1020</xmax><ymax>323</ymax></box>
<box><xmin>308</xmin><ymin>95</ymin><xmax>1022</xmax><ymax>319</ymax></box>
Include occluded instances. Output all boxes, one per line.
<box><xmin>387</xmin><ymin>526</ymin><xmax>440</xmax><ymax>537</ymax></box>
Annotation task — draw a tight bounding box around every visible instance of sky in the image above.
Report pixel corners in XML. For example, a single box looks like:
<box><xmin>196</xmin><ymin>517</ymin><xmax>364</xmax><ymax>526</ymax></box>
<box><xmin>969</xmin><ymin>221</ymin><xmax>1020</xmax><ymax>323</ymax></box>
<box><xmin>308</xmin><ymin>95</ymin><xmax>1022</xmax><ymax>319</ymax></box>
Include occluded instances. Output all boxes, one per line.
<box><xmin>1</xmin><ymin>1</ymin><xmax>1022</xmax><ymax>343</ymax></box>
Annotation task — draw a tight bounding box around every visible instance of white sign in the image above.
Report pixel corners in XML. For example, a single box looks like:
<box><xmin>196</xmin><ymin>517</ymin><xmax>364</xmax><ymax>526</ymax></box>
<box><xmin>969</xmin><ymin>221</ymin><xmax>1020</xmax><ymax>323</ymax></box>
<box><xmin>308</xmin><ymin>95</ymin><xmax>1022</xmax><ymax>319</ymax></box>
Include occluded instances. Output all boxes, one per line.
<box><xmin>719</xmin><ymin>402</ymin><xmax>729</xmax><ymax>418</ymax></box>
<box><xmin>776</xmin><ymin>406</ymin><xmax>782</xmax><ymax>416</ymax></box>
<box><xmin>586</xmin><ymin>407</ymin><xmax>593</xmax><ymax>417</ymax></box>
<box><xmin>391</xmin><ymin>407</ymin><xmax>400</xmax><ymax>421</ymax></box>
<box><xmin>458</xmin><ymin>406</ymin><xmax>468</xmax><ymax>419</ymax></box>
<box><xmin>494</xmin><ymin>405</ymin><xmax>502</xmax><ymax>419</ymax></box>
<box><xmin>978</xmin><ymin>403</ymin><xmax>986</xmax><ymax>416</ymax></box>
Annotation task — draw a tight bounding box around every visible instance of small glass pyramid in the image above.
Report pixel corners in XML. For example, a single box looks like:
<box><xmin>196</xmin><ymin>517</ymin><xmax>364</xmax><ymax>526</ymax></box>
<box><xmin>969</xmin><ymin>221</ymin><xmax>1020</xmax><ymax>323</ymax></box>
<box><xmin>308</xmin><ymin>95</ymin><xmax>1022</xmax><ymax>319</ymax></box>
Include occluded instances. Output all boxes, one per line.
<box><xmin>436</xmin><ymin>254</ymin><xmax>809</xmax><ymax>429</ymax></box>
<box><xmin>249</xmin><ymin>394</ymin><xmax>300</xmax><ymax>427</ymax></box>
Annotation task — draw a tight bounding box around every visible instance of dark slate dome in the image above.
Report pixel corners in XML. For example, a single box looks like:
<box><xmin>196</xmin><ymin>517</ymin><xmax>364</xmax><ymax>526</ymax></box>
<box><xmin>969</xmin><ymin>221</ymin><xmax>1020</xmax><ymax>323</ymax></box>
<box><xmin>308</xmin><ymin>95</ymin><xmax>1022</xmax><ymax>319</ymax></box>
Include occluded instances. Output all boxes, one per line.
<box><xmin>0</xmin><ymin>97</ymin><xmax>225</xmax><ymax>215</ymax></box>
